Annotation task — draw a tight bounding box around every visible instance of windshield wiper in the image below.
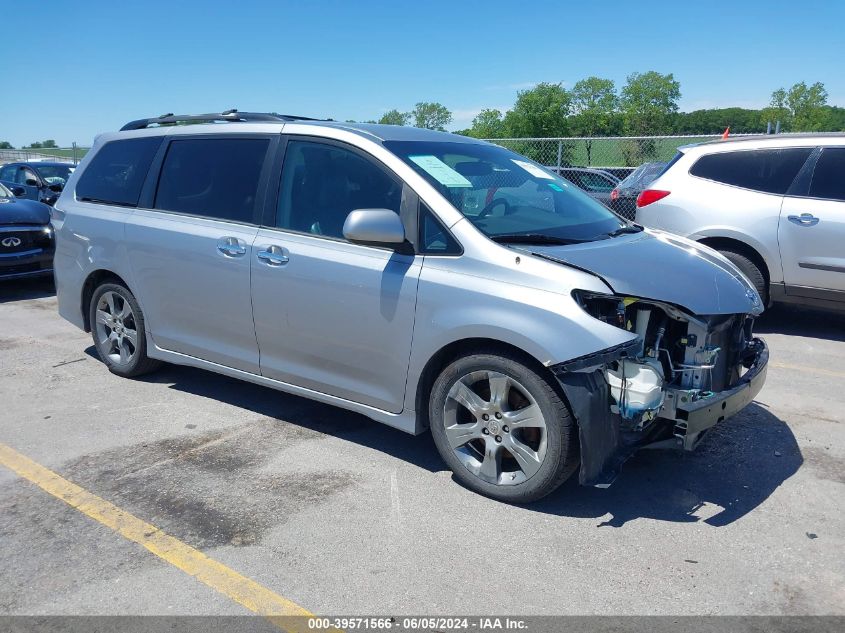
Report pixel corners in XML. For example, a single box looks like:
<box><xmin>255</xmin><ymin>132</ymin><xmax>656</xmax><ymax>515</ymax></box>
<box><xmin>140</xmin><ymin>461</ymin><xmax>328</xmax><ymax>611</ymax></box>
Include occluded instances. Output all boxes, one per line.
<box><xmin>600</xmin><ymin>224</ymin><xmax>644</xmax><ymax>238</ymax></box>
<box><xmin>490</xmin><ymin>233</ymin><xmax>594</xmax><ymax>245</ymax></box>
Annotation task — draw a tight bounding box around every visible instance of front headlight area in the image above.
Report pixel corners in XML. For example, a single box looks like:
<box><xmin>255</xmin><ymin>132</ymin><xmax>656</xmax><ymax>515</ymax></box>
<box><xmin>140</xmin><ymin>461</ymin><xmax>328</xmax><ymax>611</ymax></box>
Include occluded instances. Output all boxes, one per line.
<box><xmin>571</xmin><ymin>290</ymin><xmax>756</xmax><ymax>429</ymax></box>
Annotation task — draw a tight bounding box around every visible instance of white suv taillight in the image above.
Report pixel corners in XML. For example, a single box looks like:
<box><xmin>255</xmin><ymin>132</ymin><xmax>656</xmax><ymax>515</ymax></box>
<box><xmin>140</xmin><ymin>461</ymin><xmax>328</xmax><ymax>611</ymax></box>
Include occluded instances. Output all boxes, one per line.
<box><xmin>636</xmin><ymin>189</ymin><xmax>670</xmax><ymax>208</ymax></box>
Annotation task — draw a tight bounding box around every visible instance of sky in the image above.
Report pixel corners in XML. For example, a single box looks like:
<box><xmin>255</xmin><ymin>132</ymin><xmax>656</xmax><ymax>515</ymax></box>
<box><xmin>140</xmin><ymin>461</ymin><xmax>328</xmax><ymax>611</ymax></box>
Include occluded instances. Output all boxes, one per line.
<box><xmin>2</xmin><ymin>0</ymin><xmax>844</xmax><ymax>147</ymax></box>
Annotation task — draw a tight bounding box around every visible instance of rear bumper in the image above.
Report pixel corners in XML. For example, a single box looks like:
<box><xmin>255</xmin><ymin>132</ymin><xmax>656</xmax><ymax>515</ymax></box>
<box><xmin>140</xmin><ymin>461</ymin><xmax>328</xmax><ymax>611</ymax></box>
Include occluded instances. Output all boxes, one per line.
<box><xmin>663</xmin><ymin>338</ymin><xmax>768</xmax><ymax>450</ymax></box>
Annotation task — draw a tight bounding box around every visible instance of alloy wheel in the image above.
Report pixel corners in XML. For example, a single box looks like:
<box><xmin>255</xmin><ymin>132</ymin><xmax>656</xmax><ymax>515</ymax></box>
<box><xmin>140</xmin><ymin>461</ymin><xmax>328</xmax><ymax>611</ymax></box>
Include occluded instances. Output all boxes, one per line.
<box><xmin>443</xmin><ymin>370</ymin><xmax>548</xmax><ymax>486</ymax></box>
<box><xmin>94</xmin><ymin>291</ymin><xmax>139</xmax><ymax>366</ymax></box>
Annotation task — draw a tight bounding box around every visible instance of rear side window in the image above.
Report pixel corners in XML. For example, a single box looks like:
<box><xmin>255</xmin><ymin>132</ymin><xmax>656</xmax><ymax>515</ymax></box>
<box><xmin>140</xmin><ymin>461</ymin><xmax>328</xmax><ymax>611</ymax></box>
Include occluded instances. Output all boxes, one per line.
<box><xmin>689</xmin><ymin>148</ymin><xmax>812</xmax><ymax>194</ymax></box>
<box><xmin>154</xmin><ymin>138</ymin><xmax>270</xmax><ymax>223</ymax></box>
<box><xmin>76</xmin><ymin>137</ymin><xmax>162</xmax><ymax>206</ymax></box>
<box><xmin>809</xmin><ymin>148</ymin><xmax>845</xmax><ymax>201</ymax></box>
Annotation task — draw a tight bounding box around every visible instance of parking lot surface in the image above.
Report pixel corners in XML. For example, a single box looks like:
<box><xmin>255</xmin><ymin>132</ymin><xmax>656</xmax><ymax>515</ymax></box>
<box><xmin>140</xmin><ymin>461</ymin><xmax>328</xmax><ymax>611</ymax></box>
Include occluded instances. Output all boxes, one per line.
<box><xmin>1</xmin><ymin>278</ymin><xmax>843</xmax><ymax>616</ymax></box>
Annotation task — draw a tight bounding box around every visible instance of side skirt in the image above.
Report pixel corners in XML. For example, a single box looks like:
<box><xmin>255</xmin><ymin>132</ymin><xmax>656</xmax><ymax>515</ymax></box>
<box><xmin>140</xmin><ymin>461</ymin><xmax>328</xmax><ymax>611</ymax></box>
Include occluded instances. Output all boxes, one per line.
<box><xmin>147</xmin><ymin>341</ymin><xmax>420</xmax><ymax>435</ymax></box>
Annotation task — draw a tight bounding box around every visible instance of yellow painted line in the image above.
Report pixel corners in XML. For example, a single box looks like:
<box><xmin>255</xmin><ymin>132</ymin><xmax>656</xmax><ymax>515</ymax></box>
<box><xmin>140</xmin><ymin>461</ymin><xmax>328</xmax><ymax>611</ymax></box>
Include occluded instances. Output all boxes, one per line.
<box><xmin>0</xmin><ymin>442</ymin><xmax>332</xmax><ymax>633</ymax></box>
<box><xmin>770</xmin><ymin>361</ymin><xmax>845</xmax><ymax>380</ymax></box>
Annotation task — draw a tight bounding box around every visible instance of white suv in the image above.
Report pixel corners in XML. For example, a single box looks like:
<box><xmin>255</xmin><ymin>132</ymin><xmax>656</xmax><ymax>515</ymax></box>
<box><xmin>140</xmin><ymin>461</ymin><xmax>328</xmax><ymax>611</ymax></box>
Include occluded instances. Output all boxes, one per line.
<box><xmin>636</xmin><ymin>134</ymin><xmax>845</xmax><ymax>311</ymax></box>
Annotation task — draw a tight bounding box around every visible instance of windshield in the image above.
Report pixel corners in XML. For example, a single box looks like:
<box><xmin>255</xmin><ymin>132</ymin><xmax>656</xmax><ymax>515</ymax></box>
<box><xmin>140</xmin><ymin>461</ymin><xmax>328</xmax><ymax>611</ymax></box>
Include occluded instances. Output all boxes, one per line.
<box><xmin>35</xmin><ymin>164</ymin><xmax>74</xmax><ymax>186</ymax></box>
<box><xmin>385</xmin><ymin>140</ymin><xmax>625</xmax><ymax>242</ymax></box>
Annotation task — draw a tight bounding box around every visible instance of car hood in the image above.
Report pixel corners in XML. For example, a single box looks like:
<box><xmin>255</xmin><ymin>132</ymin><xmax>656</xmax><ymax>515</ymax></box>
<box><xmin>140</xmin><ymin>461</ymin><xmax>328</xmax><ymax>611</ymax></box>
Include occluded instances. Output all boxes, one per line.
<box><xmin>526</xmin><ymin>229</ymin><xmax>763</xmax><ymax>316</ymax></box>
<box><xmin>0</xmin><ymin>197</ymin><xmax>51</xmax><ymax>225</ymax></box>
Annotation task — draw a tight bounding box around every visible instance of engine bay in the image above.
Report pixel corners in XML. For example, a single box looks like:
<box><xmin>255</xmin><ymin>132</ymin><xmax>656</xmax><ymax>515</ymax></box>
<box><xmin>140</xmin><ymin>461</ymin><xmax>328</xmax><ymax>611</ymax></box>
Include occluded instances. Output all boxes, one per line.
<box><xmin>574</xmin><ymin>291</ymin><xmax>758</xmax><ymax>434</ymax></box>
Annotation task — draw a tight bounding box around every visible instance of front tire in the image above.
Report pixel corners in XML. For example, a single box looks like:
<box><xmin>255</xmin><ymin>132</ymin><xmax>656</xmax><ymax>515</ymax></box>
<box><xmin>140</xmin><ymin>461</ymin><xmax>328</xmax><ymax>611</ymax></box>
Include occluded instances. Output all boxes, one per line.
<box><xmin>429</xmin><ymin>351</ymin><xmax>578</xmax><ymax>503</ymax></box>
<box><xmin>89</xmin><ymin>282</ymin><xmax>161</xmax><ymax>377</ymax></box>
<box><xmin>719</xmin><ymin>249</ymin><xmax>768</xmax><ymax>306</ymax></box>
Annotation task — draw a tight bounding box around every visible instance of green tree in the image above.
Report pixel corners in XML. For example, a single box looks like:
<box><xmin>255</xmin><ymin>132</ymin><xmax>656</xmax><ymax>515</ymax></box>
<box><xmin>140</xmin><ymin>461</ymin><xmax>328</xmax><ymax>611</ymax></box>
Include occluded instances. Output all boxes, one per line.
<box><xmin>570</xmin><ymin>77</ymin><xmax>619</xmax><ymax>165</ymax></box>
<box><xmin>410</xmin><ymin>102</ymin><xmax>452</xmax><ymax>131</ymax></box>
<box><xmin>761</xmin><ymin>87</ymin><xmax>790</xmax><ymax>130</ymax></box>
<box><xmin>787</xmin><ymin>81</ymin><xmax>828</xmax><ymax>131</ymax></box>
<box><xmin>0</xmin><ymin>141</ymin><xmax>13</xmax><ymax>149</ymax></box>
<box><xmin>619</xmin><ymin>71</ymin><xmax>680</xmax><ymax>164</ymax></box>
<box><xmin>28</xmin><ymin>142</ymin><xmax>43</xmax><ymax>149</ymax></box>
<box><xmin>503</xmin><ymin>82</ymin><xmax>571</xmax><ymax>138</ymax></box>
<box><xmin>620</xmin><ymin>71</ymin><xmax>681</xmax><ymax>136</ymax></box>
<box><xmin>674</xmin><ymin>108</ymin><xmax>765</xmax><ymax>135</ymax></box>
<box><xmin>378</xmin><ymin>109</ymin><xmax>410</xmax><ymax>126</ymax></box>
<box><xmin>466</xmin><ymin>108</ymin><xmax>506</xmax><ymax>138</ymax></box>
<box><xmin>42</xmin><ymin>139</ymin><xmax>58</xmax><ymax>148</ymax></box>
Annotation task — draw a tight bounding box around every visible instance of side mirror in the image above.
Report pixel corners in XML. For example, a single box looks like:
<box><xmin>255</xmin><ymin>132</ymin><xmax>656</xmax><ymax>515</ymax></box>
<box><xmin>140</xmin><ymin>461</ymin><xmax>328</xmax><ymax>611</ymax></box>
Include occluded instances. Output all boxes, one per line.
<box><xmin>343</xmin><ymin>209</ymin><xmax>406</xmax><ymax>247</ymax></box>
<box><xmin>25</xmin><ymin>178</ymin><xmax>39</xmax><ymax>187</ymax></box>
<box><xmin>48</xmin><ymin>183</ymin><xmax>63</xmax><ymax>192</ymax></box>
<box><xmin>11</xmin><ymin>186</ymin><xmax>26</xmax><ymax>198</ymax></box>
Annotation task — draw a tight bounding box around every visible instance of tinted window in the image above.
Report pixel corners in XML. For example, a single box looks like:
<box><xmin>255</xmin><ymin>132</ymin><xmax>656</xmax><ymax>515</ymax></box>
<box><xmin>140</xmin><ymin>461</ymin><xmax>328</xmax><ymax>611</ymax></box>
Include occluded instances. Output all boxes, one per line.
<box><xmin>809</xmin><ymin>148</ymin><xmax>845</xmax><ymax>201</ymax></box>
<box><xmin>578</xmin><ymin>172</ymin><xmax>616</xmax><ymax>192</ymax></box>
<box><xmin>276</xmin><ymin>140</ymin><xmax>402</xmax><ymax>239</ymax></box>
<box><xmin>690</xmin><ymin>148</ymin><xmax>812</xmax><ymax>194</ymax></box>
<box><xmin>76</xmin><ymin>137</ymin><xmax>162</xmax><ymax>206</ymax></box>
<box><xmin>154</xmin><ymin>138</ymin><xmax>269</xmax><ymax>222</ymax></box>
<box><xmin>419</xmin><ymin>204</ymin><xmax>461</xmax><ymax>254</ymax></box>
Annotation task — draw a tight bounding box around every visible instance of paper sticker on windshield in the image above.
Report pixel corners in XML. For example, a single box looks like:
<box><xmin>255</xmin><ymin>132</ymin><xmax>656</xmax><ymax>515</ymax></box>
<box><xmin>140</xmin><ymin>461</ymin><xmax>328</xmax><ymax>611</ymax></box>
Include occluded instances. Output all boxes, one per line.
<box><xmin>409</xmin><ymin>155</ymin><xmax>472</xmax><ymax>188</ymax></box>
<box><xmin>511</xmin><ymin>159</ymin><xmax>554</xmax><ymax>180</ymax></box>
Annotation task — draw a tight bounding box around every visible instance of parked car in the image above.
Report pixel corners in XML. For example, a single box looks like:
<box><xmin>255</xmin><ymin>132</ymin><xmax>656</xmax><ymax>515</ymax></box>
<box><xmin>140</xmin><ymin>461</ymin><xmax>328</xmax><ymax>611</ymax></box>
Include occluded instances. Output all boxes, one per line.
<box><xmin>0</xmin><ymin>161</ymin><xmax>75</xmax><ymax>206</ymax></box>
<box><xmin>54</xmin><ymin>111</ymin><xmax>767</xmax><ymax>503</ymax></box>
<box><xmin>0</xmin><ymin>182</ymin><xmax>55</xmax><ymax>280</ymax></box>
<box><xmin>609</xmin><ymin>161</ymin><xmax>667</xmax><ymax>219</ymax></box>
<box><xmin>636</xmin><ymin>134</ymin><xmax>845</xmax><ymax>312</ymax></box>
<box><xmin>557</xmin><ymin>167</ymin><xmax>619</xmax><ymax>208</ymax></box>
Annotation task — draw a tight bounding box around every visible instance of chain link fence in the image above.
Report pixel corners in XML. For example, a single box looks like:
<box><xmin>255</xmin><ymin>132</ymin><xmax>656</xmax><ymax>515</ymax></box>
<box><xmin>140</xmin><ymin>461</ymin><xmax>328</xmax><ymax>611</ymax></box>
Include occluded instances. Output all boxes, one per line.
<box><xmin>482</xmin><ymin>134</ymin><xmax>758</xmax><ymax>173</ymax></box>
<box><xmin>0</xmin><ymin>146</ymin><xmax>87</xmax><ymax>165</ymax></box>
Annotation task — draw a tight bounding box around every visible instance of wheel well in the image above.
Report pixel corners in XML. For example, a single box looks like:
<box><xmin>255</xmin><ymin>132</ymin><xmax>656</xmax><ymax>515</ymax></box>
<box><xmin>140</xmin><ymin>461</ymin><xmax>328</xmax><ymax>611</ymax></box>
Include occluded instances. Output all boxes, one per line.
<box><xmin>81</xmin><ymin>270</ymin><xmax>130</xmax><ymax>332</ymax></box>
<box><xmin>414</xmin><ymin>338</ymin><xmax>556</xmax><ymax>432</ymax></box>
<box><xmin>697</xmin><ymin>237</ymin><xmax>770</xmax><ymax>286</ymax></box>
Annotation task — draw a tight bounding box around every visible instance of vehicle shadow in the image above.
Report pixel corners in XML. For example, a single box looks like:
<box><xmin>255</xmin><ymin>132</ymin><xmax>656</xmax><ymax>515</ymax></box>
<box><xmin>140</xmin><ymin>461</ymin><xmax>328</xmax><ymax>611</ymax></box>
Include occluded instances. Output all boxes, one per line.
<box><xmin>115</xmin><ymin>354</ymin><xmax>801</xmax><ymax>528</ymax></box>
<box><xmin>0</xmin><ymin>277</ymin><xmax>55</xmax><ymax>303</ymax></box>
<box><xmin>755</xmin><ymin>303</ymin><xmax>845</xmax><ymax>342</ymax></box>
<box><xmin>123</xmin><ymin>358</ymin><xmax>447</xmax><ymax>473</ymax></box>
<box><xmin>532</xmin><ymin>402</ymin><xmax>801</xmax><ymax>527</ymax></box>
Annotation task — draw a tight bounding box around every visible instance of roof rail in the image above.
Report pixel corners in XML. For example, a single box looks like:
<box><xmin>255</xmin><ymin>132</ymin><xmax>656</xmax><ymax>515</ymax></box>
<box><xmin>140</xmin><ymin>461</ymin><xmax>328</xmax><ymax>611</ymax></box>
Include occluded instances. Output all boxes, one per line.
<box><xmin>120</xmin><ymin>109</ymin><xmax>322</xmax><ymax>131</ymax></box>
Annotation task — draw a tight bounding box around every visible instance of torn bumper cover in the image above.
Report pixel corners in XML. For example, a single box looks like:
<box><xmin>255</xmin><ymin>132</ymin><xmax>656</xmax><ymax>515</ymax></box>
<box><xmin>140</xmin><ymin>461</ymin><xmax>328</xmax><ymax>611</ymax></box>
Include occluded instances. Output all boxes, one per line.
<box><xmin>550</xmin><ymin>337</ymin><xmax>769</xmax><ymax>488</ymax></box>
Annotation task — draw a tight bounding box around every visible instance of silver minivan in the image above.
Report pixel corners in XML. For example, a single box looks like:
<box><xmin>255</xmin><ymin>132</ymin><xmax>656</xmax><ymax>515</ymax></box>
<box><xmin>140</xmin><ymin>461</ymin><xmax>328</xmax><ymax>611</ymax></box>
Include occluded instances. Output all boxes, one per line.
<box><xmin>53</xmin><ymin>111</ymin><xmax>768</xmax><ymax>502</ymax></box>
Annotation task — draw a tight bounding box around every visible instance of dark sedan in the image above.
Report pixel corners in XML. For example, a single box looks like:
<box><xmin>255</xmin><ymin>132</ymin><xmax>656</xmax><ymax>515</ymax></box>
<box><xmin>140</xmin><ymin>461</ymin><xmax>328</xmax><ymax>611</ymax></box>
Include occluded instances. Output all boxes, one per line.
<box><xmin>609</xmin><ymin>161</ymin><xmax>667</xmax><ymax>220</ymax></box>
<box><xmin>0</xmin><ymin>161</ymin><xmax>75</xmax><ymax>206</ymax></box>
<box><xmin>0</xmin><ymin>183</ymin><xmax>54</xmax><ymax>280</ymax></box>
<box><xmin>556</xmin><ymin>167</ymin><xmax>620</xmax><ymax>209</ymax></box>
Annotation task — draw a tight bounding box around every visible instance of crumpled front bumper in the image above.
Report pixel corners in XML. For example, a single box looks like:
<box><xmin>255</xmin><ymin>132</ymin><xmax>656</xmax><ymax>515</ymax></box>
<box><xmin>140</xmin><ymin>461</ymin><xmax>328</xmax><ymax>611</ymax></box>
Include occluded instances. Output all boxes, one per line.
<box><xmin>552</xmin><ymin>337</ymin><xmax>769</xmax><ymax>488</ymax></box>
<box><xmin>663</xmin><ymin>338</ymin><xmax>768</xmax><ymax>451</ymax></box>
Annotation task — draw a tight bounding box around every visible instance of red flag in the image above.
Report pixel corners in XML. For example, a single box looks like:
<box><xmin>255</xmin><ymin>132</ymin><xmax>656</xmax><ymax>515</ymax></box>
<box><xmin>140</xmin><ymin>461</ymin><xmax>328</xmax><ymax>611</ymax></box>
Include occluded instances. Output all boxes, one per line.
<box><xmin>722</xmin><ymin>126</ymin><xmax>730</xmax><ymax>139</ymax></box>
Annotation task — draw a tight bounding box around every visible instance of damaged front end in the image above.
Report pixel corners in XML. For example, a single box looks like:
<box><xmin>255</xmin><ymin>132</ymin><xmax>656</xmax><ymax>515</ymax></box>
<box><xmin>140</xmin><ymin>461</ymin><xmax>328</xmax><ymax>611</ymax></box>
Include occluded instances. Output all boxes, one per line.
<box><xmin>552</xmin><ymin>291</ymin><xmax>768</xmax><ymax>488</ymax></box>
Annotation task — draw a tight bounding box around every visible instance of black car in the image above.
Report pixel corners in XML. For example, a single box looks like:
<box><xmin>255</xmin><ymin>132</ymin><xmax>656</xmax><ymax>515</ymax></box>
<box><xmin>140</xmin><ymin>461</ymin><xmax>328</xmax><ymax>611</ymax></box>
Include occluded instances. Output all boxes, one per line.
<box><xmin>0</xmin><ymin>161</ymin><xmax>75</xmax><ymax>206</ymax></box>
<box><xmin>0</xmin><ymin>182</ymin><xmax>54</xmax><ymax>280</ymax></box>
<box><xmin>556</xmin><ymin>167</ymin><xmax>620</xmax><ymax>209</ymax></box>
<box><xmin>609</xmin><ymin>161</ymin><xmax>667</xmax><ymax>220</ymax></box>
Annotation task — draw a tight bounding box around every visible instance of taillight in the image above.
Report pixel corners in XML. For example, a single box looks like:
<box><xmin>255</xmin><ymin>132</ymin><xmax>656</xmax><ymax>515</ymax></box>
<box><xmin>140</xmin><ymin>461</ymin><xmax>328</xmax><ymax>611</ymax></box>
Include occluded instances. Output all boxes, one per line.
<box><xmin>636</xmin><ymin>189</ymin><xmax>670</xmax><ymax>208</ymax></box>
<box><xmin>610</xmin><ymin>188</ymin><xmax>619</xmax><ymax>201</ymax></box>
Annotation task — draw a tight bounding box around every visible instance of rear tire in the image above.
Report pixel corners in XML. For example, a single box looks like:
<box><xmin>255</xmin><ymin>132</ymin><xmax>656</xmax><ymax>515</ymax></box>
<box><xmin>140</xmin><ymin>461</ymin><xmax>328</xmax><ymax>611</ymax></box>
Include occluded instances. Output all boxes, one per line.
<box><xmin>429</xmin><ymin>351</ymin><xmax>578</xmax><ymax>503</ymax></box>
<box><xmin>89</xmin><ymin>282</ymin><xmax>162</xmax><ymax>378</ymax></box>
<box><xmin>719</xmin><ymin>249</ymin><xmax>768</xmax><ymax>305</ymax></box>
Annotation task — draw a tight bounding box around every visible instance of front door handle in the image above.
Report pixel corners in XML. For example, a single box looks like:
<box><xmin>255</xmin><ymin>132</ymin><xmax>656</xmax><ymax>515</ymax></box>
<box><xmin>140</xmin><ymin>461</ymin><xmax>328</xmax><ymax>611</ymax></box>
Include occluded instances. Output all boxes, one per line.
<box><xmin>787</xmin><ymin>213</ymin><xmax>820</xmax><ymax>227</ymax></box>
<box><xmin>257</xmin><ymin>245</ymin><xmax>289</xmax><ymax>266</ymax></box>
<box><xmin>217</xmin><ymin>236</ymin><xmax>247</xmax><ymax>257</ymax></box>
